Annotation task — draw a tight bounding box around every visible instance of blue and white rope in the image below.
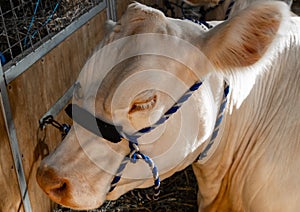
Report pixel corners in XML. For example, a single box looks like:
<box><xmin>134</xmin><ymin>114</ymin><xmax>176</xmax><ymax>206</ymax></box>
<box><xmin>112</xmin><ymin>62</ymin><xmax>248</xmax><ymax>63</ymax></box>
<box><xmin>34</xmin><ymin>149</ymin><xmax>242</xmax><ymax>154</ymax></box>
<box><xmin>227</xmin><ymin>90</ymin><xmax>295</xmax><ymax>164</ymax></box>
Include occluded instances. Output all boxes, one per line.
<box><xmin>110</xmin><ymin>80</ymin><xmax>230</xmax><ymax>199</ymax></box>
<box><xmin>110</xmin><ymin>80</ymin><xmax>203</xmax><ymax>198</ymax></box>
<box><xmin>126</xmin><ymin>81</ymin><xmax>203</xmax><ymax>140</ymax></box>
<box><xmin>109</xmin><ymin>141</ymin><xmax>161</xmax><ymax>199</ymax></box>
<box><xmin>224</xmin><ymin>0</ymin><xmax>235</xmax><ymax>20</ymax></box>
<box><xmin>109</xmin><ymin>157</ymin><xmax>129</xmax><ymax>192</ymax></box>
<box><xmin>129</xmin><ymin>142</ymin><xmax>161</xmax><ymax>199</ymax></box>
<box><xmin>198</xmin><ymin>82</ymin><xmax>229</xmax><ymax>160</ymax></box>
<box><xmin>182</xmin><ymin>0</ymin><xmax>235</xmax><ymax>22</ymax></box>
<box><xmin>186</xmin><ymin>18</ymin><xmax>213</xmax><ymax>30</ymax></box>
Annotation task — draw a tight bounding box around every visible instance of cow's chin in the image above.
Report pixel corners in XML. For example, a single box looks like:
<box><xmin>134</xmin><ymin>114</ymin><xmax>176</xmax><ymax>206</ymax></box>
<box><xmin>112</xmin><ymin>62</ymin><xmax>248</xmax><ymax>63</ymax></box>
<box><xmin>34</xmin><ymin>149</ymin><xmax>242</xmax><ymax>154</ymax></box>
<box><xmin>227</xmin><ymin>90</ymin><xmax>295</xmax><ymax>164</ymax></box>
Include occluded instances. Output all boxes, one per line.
<box><xmin>54</xmin><ymin>180</ymin><xmax>145</xmax><ymax>209</ymax></box>
<box><xmin>53</xmin><ymin>198</ymin><xmax>103</xmax><ymax>211</ymax></box>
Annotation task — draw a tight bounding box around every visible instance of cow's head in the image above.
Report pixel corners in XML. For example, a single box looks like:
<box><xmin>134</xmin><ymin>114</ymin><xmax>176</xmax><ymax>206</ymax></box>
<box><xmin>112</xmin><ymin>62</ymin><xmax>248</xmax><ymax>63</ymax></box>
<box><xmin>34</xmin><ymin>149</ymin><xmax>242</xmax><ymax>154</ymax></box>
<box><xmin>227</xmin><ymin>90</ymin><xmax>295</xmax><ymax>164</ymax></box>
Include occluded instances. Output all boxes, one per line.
<box><xmin>36</xmin><ymin>2</ymin><xmax>289</xmax><ymax>210</ymax></box>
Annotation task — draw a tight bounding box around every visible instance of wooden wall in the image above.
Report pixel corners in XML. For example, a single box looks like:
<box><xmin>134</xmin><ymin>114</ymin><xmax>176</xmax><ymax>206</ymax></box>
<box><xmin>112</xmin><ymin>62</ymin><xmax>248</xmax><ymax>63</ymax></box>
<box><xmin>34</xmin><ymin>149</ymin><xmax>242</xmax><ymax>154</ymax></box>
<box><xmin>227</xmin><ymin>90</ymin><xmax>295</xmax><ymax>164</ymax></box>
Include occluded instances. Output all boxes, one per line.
<box><xmin>0</xmin><ymin>9</ymin><xmax>107</xmax><ymax>211</ymax></box>
<box><xmin>0</xmin><ymin>96</ymin><xmax>24</xmax><ymax>211</ymax></box>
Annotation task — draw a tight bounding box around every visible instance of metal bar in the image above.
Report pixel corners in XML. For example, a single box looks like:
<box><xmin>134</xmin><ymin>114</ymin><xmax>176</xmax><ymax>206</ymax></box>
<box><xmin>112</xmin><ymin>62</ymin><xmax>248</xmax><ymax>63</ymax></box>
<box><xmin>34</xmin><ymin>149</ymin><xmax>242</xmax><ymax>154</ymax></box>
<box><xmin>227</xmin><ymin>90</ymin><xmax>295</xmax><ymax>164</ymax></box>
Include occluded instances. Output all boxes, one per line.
<box><xmin>5</xmin><ymin>1</ymin><xmax>107</xmax><ymax>84</ymax></box>
<box><xmin>106</xmin><ymin>0</ymin><xmax>117</xmax><ymax>21</ymax></box>
<box><xmin>39</xmin><ymin>83</ymin><xmax>76</xmax><ymax>124</ymax></box>
<box><xmin>106</xmin><ymin>0</ymin><xmax>111</xmax><ymax>20</ymax></box>
<box><xmin>0</xmin><ymin>65</ymin><xmax>32</xmax><ymax>211</ymax></box>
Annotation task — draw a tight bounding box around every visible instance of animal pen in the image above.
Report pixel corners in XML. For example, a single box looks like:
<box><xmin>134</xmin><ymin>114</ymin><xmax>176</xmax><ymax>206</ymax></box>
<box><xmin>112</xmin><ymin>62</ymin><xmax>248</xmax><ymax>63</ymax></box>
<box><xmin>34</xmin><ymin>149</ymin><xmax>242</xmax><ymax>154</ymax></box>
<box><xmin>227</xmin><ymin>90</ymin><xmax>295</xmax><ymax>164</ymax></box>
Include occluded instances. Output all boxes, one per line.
<box><xmin>1</xmin><ymin>0</ymin><xmax>300</xmax><ymax>211</ymax></box>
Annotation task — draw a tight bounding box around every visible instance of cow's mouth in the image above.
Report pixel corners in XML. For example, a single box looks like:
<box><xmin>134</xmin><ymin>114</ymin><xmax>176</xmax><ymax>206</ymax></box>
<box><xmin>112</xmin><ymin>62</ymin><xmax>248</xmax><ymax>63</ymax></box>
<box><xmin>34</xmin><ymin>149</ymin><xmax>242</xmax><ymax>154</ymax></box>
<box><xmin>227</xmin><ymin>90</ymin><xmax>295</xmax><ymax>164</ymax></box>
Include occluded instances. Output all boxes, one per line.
<box><xmin>36</xmin><ymin>170</ymin><xmax>70</xmax><ymax>205</ymax></box>
<box><xmin>47</xmin><ymin>180</ymin><xmax>103</xmax><ymax>210</ymax></box>
<box><xmin>36</xmin><ymin>166</ymin><xmax>94</xmax><ymax>209</ymax></box>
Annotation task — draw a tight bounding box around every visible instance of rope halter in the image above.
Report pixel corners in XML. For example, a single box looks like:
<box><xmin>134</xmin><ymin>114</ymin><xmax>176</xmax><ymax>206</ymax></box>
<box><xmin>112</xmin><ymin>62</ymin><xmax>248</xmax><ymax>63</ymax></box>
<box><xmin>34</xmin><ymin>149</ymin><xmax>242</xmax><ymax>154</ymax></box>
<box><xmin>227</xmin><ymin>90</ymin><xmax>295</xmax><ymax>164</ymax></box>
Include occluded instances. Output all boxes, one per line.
<box><xmin>181</xmin><ymin>0</ymin><xmax>235</xmax><ymax>21</ymax></box>
<box><xmin>65</xmin><ymin>80</ymin><xmax>230</xmax><ymax>200</ymax></box>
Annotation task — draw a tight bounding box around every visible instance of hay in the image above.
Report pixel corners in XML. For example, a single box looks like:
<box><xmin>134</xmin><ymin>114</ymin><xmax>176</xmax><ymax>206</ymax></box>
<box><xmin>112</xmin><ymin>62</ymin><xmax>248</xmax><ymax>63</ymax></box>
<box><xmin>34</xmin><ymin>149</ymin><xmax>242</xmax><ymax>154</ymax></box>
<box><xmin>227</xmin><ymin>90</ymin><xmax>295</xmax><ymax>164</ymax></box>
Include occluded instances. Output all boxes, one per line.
<box><xmin>55</xmin><ymin>166</ymin><xmax>198</xmax><ymax>212</ymax></box>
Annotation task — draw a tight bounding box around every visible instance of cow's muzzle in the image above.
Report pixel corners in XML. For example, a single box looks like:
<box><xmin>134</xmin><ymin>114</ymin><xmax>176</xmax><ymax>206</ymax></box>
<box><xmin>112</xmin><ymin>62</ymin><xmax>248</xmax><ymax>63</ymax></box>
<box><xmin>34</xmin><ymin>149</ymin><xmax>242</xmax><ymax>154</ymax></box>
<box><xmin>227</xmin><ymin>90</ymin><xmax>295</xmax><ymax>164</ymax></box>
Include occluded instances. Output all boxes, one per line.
<box><xmin>36</xmin><ymin>163</ymin><xmax>70</xmax><ymax>204</ymax></box>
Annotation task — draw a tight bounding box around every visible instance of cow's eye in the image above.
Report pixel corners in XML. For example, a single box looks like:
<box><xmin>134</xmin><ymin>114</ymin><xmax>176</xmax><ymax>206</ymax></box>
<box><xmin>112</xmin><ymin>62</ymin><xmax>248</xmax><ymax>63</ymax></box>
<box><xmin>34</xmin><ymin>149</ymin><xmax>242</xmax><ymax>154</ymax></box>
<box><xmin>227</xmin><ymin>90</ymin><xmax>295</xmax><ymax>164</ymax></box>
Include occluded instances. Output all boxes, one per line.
<box><xmin>129</xmin><ymin>90</ymin><xmax>157</xmax><ymax>113</ymax></box>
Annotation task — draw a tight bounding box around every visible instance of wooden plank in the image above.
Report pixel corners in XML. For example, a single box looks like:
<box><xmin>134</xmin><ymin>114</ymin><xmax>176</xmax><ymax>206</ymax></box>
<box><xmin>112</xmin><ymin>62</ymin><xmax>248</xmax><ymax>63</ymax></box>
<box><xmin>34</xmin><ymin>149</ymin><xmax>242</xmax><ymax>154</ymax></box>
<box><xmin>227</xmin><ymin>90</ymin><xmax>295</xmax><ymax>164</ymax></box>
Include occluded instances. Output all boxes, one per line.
<box><xmin>0</xmin><ymin>93</ymin><xmax>24</xmax><ymax>212</ymax></box>
<box><xmin>6</xmin><ymin>10</ymin><xmax>107</xmax><ymax>211</ymax></box>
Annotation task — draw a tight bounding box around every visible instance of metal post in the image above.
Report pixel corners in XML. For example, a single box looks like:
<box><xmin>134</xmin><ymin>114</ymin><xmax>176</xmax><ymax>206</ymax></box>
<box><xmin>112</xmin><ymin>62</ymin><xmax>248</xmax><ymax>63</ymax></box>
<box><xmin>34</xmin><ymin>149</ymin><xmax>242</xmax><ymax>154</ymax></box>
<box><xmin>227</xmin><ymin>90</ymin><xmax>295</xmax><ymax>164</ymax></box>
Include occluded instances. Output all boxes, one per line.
<box><xmin>39</xmin><ymin>83</ymin><xmax>76</xmax><ymax>124</ymax></box>
<box><xmin>106</xmin><ymin>0</ymin><xmax>117</xmax><ymax>21</ymax></box>
<box><xmin>0</xmin><ymin>65</ymin><xmax>32</xmax><ymax>211</ymax></box>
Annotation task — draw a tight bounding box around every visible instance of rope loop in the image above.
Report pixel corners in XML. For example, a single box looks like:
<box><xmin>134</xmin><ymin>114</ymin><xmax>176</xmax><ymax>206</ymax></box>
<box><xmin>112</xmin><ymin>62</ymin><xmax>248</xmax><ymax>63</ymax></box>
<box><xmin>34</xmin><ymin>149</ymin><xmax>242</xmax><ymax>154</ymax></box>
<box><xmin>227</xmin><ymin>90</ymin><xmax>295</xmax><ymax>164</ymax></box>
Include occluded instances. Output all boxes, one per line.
<box><xmin>110</xmin><ymin>140</ymin><xmax>161</xmax><ymax>200</ymax></box>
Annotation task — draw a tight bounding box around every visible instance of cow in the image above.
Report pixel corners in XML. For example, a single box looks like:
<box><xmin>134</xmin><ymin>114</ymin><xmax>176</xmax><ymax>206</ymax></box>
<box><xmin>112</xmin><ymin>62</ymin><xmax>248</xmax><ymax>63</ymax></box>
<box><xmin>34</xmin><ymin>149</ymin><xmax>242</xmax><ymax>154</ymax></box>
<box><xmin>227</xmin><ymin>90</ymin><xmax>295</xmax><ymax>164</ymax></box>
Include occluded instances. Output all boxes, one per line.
<box><xmin>182</xmin><ymin>0</ymin><xmax>293</xmax><ymax>20</ymax></box>
<box><xmin>36</xmin><ymin>1</ymin><xmax>300</xmax><ymax>211</ymax></box>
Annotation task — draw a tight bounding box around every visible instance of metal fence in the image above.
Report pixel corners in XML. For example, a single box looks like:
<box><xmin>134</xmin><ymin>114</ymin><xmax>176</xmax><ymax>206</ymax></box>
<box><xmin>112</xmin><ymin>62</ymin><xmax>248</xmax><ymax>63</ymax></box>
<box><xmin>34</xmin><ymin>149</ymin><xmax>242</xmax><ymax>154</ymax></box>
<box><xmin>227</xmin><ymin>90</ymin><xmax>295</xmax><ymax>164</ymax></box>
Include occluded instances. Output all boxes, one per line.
<box><xmin>0</xmin><ymin>0</ymin><xmax>104</xmax><ymax>70</ymax></box>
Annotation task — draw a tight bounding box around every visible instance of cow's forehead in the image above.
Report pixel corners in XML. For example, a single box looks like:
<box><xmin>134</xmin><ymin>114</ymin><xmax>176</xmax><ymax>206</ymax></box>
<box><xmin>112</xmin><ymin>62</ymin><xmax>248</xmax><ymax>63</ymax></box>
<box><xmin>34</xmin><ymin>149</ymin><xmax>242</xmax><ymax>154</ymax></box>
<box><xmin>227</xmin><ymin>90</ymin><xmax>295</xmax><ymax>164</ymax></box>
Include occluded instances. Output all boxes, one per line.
<box><xmin>104</xmin><ymin>3</ymin><xmax>210</xmax><ymax>45</ymax></box>
<box><xmin>76</xmin><ymin>53</ymin><xmax>202</xmax><ymax>118</ymax></box>
<box><xmin>78</xmin><ymin>21</ymin><xmax>212</xmax><ymax>105</ymax></box>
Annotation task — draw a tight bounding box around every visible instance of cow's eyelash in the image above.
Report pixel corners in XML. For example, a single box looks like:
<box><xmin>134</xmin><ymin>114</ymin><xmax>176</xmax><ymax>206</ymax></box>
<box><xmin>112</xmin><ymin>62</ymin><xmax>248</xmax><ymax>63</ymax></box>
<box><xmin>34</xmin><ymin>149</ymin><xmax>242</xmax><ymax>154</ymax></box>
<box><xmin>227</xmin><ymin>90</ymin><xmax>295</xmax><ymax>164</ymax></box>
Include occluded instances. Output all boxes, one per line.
<box><xmin>135</xmin><ymin>98</ymin><xmax>156</xmax><ymax>109</ymax></box>
<box><xmin>129</xmin><ymin>95</ymin><xmax>157</xmax><ymax>113</ymax></box>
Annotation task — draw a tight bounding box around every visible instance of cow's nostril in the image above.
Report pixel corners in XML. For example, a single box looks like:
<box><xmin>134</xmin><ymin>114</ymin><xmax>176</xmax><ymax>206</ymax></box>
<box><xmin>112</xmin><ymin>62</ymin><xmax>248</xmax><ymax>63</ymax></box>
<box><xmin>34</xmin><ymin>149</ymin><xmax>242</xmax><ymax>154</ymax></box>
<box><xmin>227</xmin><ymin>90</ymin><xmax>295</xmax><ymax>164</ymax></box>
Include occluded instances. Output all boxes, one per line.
<box><xmin>36</xmin><ymin>165</ymin><xmax>69</xmax><ymax>202</ymax></box>
<box><xmin>49</xmin><ymin>181</ymin><xmax>68</xmax><ymax>197</ymax></box>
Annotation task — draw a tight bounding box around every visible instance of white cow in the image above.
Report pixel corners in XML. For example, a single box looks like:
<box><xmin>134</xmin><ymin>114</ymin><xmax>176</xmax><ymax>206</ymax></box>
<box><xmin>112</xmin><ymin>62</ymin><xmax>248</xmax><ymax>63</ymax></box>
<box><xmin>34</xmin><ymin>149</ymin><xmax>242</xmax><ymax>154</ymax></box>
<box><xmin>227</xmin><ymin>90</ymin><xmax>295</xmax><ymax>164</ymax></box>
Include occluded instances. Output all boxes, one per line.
<box><xmin>182</xmin><ymin>0</ymin><xmax>293</xmax><ymax>20</ymax></box>
<box><xmin>37</xmin><ymin>2</ymin><xmax>300</xmax><ymax>211</ymax></box>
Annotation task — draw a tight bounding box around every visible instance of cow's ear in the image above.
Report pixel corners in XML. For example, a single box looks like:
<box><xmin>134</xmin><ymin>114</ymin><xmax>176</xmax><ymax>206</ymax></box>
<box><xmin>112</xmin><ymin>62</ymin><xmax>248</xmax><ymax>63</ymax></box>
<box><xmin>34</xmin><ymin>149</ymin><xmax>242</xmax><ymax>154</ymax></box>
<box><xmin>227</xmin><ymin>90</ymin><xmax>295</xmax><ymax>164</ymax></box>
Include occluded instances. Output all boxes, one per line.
<box><xmin>203</xmin><ymin>1</ymin><xmax>290</xmax><ymax>69</ymax></box>
<box><xmin>124</xmin><ymin>2</ymin><xmax>165</xmax><ymax>24</ymax></box>
<box><xmin>112</xmin><ymin>2</ymin><xmax>166</xmax><ymax>37</ymax></box>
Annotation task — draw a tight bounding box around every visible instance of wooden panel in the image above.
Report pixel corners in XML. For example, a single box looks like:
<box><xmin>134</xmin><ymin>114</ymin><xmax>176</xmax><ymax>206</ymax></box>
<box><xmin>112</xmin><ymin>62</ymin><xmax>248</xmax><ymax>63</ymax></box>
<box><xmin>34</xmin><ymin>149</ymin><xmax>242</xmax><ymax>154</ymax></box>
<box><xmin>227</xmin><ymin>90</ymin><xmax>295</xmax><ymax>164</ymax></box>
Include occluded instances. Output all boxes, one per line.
<box><xmin>0</xmin><ymin>94</ymin><xmax>24</xmax><ymax>212</ymax></box>
<box><xmin>6</xmin><ymin>10</ymin><xmax>107</xmax><ymax>211</ymax></box>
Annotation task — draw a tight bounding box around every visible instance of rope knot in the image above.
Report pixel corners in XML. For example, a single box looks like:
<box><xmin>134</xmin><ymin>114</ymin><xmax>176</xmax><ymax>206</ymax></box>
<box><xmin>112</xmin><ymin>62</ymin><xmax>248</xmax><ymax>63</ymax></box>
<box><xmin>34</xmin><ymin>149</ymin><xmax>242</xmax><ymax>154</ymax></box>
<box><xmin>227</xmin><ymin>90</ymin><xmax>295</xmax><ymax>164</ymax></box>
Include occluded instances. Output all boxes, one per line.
<box><xmin>129</xmin><ymin>142</ymin><xmax>141</xmax><ymax>163</ymax></box>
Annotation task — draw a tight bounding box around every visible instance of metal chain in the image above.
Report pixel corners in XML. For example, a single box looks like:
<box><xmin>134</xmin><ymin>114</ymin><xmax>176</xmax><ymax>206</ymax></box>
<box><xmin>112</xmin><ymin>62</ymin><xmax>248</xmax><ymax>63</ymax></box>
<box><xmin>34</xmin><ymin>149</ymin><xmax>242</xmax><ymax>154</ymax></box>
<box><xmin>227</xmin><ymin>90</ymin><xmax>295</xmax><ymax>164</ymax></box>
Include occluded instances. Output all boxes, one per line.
<box><xmin>39</xmin><ymin>115</ymin><xmax>70</xmax><ymax>139</ymax></box>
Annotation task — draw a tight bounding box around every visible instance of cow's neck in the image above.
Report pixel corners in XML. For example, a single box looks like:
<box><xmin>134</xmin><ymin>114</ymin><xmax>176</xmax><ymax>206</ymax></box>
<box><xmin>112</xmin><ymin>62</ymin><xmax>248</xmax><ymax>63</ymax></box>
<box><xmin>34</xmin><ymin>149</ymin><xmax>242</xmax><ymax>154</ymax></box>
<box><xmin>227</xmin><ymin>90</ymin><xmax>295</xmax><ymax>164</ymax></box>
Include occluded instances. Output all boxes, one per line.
<box><xmin>192</xmin><ymin>17</ymin><xmax>300</xmax><ymax>211</ymax></box>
